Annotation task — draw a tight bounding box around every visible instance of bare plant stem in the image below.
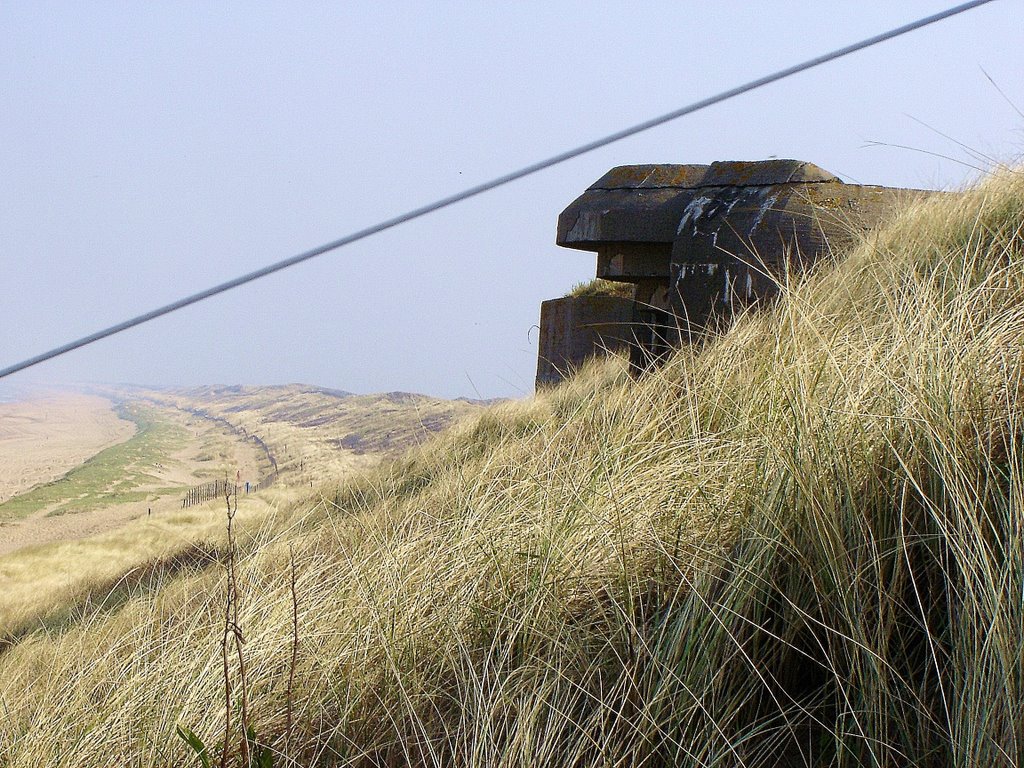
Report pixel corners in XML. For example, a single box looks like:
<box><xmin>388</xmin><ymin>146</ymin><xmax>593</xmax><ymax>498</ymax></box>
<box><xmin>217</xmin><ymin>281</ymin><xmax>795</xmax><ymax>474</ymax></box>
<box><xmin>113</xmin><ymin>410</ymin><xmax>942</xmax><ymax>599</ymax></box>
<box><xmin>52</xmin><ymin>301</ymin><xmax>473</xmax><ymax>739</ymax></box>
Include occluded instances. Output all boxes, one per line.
<box><xmin>220</xmin><ymin>489</ymin><xmax>235</xmax><ymax>768</ymax></box>
<box><xmin>220</xmin><ymin>485</ymin><xmax>250</xmax><ymax>767</ymax></box>
<box><xmin>286</xmin><ymin>542</ymin><xmax>299</xmax><ymax>749</ymax></box>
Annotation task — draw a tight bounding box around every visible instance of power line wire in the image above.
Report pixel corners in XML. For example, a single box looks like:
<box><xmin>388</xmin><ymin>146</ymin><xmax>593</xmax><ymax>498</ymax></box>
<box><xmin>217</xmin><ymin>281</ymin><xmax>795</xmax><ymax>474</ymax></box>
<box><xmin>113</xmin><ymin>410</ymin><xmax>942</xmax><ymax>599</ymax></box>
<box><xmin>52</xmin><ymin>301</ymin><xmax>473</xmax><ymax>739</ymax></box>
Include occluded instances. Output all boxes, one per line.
<box><xmin>0</xmin><ymin>0</ymin><xmax>997</xmax><ymax>381</ymax></box>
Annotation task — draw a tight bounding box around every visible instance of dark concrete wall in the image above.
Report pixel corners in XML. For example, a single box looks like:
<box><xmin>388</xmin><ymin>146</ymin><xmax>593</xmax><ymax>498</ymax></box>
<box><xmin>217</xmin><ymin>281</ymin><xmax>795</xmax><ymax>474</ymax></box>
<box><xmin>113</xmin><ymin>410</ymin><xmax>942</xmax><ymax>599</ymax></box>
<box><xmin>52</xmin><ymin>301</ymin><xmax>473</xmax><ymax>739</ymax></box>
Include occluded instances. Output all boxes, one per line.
<box><xmin>668</xmin><ymin>183</ymin><xmax>933</xmax><ymax>335</ymax></box>
<box><xmin>536</xmin><ymin>296</ymin><xmax>637</xmax><ymax>387</ymax></box>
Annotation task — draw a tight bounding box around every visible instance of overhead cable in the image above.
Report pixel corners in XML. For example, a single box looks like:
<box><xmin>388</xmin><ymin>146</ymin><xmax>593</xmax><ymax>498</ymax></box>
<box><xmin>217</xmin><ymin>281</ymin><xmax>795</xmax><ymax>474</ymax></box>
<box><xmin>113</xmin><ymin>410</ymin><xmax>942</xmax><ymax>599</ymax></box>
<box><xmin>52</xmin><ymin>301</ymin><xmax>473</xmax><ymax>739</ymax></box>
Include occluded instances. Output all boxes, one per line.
<box><xmin>0</xmin><ymin>0</ymin><xmax>997</xmax><ymax>381</ymax></box>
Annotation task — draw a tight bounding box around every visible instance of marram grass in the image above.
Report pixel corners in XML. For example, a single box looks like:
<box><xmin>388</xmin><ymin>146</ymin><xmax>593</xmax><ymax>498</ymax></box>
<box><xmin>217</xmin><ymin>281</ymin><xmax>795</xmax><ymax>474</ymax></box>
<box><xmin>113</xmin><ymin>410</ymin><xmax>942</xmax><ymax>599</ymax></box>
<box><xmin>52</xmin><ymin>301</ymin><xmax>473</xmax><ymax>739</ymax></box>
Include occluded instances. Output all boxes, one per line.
<box><xmin>2</xmin><ymin>169</ymin><xmax>1024</xmax><ymax>766</ymax></box>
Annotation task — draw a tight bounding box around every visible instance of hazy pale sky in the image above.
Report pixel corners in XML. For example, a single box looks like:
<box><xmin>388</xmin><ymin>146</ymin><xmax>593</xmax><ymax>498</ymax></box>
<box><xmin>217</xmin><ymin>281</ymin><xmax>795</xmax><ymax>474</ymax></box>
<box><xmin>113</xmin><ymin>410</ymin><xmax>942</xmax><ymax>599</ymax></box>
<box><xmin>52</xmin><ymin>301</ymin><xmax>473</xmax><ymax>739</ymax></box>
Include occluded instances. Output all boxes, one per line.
<box><xmin>1</xmin><ymin>1</ymin><xmax>1021</xmax><ymax>399</ymax></box>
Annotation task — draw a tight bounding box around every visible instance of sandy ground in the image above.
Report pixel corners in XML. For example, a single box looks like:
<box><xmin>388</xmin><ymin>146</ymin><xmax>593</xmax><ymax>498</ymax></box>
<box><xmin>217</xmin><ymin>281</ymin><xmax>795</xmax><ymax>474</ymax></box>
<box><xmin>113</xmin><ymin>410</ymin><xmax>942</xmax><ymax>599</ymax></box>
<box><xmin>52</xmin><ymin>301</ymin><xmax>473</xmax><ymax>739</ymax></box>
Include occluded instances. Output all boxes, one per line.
<box><xmin>0</xmin><ymin>394</ymin><xmax>135</xmax><ymax>505</ymax></box>
<box><xmin>0</xmin><ymin>397</ymin><xmax>267</xmax><ymax>557</ymax></box>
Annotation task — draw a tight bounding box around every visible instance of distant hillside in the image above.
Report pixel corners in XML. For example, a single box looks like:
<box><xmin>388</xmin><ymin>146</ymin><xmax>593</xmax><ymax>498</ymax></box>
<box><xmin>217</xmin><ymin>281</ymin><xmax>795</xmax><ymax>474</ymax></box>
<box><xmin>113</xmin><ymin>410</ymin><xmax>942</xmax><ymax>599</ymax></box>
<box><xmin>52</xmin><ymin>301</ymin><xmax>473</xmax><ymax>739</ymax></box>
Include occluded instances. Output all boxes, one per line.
<box><xmin>165</xmin><ymin>383</ymin><xmax>491</xmax><ymax>453</ymax></box>
<box><xmin>133</xmin><ymin>383</ymin><xmax>492</xmax><ymax>485</ymax></box>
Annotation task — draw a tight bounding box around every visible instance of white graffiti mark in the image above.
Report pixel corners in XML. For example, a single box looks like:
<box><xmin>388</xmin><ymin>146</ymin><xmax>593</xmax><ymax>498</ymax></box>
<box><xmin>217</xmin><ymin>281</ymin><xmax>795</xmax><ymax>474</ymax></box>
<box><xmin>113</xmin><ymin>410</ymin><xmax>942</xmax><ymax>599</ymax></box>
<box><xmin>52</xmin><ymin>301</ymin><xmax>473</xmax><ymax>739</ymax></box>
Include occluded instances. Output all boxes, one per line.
<box><xmin>676</xmin><ymin>195</ymin><xmax>714</xmax><ymax>235</ymax></box>
<box><xmin>748</xmin><ymin>191</ymin><xmax>780</xmax><ymax>237</ymax></box>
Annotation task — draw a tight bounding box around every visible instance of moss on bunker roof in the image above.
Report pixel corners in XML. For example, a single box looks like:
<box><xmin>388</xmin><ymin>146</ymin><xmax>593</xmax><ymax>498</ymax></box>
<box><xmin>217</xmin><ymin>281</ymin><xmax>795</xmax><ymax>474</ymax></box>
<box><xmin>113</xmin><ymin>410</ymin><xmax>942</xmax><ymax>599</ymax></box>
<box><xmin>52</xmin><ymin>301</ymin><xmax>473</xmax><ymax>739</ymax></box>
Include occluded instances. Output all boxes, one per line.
<box><xmin>590</xmin><ymin>159</ymin><xmax>841</xmax><ymax>191</ymax></box>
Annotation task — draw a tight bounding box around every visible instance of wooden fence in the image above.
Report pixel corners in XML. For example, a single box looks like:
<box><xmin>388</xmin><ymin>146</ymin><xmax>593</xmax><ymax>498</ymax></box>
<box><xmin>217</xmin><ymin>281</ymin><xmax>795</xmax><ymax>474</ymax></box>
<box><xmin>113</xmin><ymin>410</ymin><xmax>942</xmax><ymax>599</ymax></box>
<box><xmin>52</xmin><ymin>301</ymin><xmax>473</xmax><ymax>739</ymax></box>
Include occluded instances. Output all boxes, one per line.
<box><xmin>181</xmin><ymin>470</ymin><xmax>277</xmax><ymax>509</ymax></box>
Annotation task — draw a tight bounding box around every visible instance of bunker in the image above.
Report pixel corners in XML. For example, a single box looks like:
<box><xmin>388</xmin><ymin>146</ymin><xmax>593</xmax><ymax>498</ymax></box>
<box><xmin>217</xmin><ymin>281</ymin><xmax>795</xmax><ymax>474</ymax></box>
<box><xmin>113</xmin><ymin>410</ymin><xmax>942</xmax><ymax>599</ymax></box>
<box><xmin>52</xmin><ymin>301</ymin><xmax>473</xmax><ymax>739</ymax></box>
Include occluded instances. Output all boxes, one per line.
<box><xmin>537</xmin><ymin>159</ymin><xmax>935</xmax><ymax>386</ymax></box>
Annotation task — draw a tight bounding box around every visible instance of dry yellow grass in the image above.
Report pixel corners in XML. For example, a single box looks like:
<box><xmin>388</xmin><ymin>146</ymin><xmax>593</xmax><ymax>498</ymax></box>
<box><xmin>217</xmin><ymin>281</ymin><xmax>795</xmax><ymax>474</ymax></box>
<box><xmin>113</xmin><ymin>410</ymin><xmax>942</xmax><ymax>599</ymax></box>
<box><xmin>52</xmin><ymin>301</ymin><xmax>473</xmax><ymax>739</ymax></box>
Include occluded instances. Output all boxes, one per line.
<box><xmin>2</xmin><ymin>169</ymin><xmax>1024</xmax><ymax>766</ymax></box>
<box><xmin>0</xmin><ymin>493</ymin><xmax>277</xmax><ymax>641</ymax></box>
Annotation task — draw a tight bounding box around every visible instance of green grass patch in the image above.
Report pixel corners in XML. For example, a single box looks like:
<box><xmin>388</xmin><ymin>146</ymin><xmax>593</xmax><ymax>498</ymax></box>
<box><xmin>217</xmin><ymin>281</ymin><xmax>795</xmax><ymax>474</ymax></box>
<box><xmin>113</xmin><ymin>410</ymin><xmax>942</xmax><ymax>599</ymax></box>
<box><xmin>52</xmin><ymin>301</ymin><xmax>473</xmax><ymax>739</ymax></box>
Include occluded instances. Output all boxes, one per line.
<box><xmin>566</xmin><ymin>277</ymin><xmax>634</xmax><ymax>298</ymax></box>
<box><xmin>0</xmin><ymin>404</ymin><xmax>189</xmax><ymax>521</ymax></box>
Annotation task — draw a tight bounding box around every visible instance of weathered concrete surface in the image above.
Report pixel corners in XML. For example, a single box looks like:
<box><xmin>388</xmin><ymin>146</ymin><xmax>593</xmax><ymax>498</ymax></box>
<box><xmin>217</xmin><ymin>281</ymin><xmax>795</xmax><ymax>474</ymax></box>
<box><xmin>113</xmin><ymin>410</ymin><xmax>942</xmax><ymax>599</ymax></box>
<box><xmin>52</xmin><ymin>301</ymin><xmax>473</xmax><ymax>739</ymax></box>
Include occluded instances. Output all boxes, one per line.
<box><xmin>669</xmin><ymin>178</ymin><xmax>932</xmax><ymax>334</ymax></box>
<box><xmin>536</xmin><ymin>296</ymin><xmax>637</xmax><ymax>387</ymax></box>
<box><xmin>698</xmin><ymin>159</ymin><xmax>839</xmax><ymax>186</ymax></box>
<box><xmin>557</xmin><ymin>164</ymin><xmax>711</xmax><ymax>248</ymax></box>
<box><xmin>555</xmin><ymin>159</ymin><xmax>869</xmax><ymax>287</ymax></box>
<box><xmin>556</xmin><ymin>160</ymin><xmax>839</xmax><ymax>250</ymax></box>
<box><xmin>539</xmin><ymin>159</ymin><xmax>939</xmax><ymax>387</ymax></box>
